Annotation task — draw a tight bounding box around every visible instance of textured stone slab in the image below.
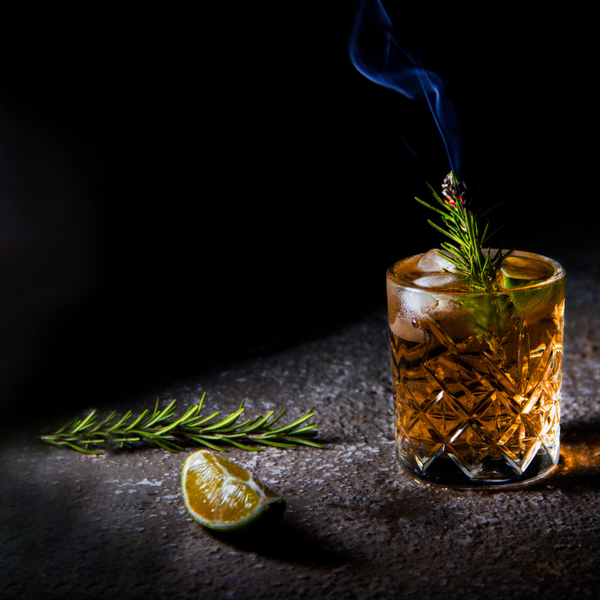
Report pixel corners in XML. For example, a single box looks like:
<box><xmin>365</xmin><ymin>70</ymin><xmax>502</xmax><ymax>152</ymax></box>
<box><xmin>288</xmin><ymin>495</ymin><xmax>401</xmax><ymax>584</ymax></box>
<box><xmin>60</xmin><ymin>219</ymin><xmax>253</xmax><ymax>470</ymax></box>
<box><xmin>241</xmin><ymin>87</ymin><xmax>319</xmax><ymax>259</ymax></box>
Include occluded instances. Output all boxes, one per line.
<box><xmin>2</xmin><ymin>248</ymin><xmax>600</xmax><ymax>600</ymax></box>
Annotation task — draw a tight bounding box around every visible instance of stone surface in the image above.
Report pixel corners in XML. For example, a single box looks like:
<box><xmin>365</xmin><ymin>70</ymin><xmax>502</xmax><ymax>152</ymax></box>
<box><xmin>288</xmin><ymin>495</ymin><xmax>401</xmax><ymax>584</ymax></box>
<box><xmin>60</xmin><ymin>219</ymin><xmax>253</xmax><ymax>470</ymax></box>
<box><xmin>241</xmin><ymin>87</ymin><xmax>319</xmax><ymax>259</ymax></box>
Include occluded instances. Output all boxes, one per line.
<box><xmin>2</xmin><ymin>247</ymin><xmax>600</xmax><ymax>600</ymax></box>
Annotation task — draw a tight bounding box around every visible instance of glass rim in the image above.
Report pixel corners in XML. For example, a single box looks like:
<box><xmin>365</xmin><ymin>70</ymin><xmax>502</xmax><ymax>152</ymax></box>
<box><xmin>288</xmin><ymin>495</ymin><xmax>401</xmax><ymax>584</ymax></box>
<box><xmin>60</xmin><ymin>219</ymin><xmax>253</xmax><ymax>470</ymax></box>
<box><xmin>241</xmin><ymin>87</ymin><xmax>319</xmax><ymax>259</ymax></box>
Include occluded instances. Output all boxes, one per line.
<box><xmin>386</xmin><ymin>249</ymin><xmax>565</xmax><ymax>295</ymax></box>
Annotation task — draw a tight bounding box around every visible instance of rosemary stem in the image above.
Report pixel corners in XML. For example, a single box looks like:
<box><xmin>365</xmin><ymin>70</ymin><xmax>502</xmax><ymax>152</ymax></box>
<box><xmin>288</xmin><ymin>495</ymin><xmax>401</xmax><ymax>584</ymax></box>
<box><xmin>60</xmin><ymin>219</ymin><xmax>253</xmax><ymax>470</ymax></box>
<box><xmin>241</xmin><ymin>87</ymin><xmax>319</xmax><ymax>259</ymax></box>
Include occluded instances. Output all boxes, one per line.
<box><xmin>39</xmin><ymin>399</ymin><xmax>322</xmax><ymax>455</ymax></box>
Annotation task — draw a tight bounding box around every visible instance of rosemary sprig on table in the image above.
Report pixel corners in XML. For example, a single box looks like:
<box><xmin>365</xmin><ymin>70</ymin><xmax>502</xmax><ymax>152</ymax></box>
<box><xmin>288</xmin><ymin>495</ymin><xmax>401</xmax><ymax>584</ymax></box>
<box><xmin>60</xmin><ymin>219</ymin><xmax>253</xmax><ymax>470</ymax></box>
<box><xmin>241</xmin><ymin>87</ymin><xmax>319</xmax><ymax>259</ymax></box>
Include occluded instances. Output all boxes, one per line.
<box><xmin>40</xmin><ymin>395</ymin><xmax>322</xmax><ymax>455</ymax></box>
<box><xmin>416</xmin><ymin>171</ymin><xmax>511</xmax><ymax>291</ymax></box>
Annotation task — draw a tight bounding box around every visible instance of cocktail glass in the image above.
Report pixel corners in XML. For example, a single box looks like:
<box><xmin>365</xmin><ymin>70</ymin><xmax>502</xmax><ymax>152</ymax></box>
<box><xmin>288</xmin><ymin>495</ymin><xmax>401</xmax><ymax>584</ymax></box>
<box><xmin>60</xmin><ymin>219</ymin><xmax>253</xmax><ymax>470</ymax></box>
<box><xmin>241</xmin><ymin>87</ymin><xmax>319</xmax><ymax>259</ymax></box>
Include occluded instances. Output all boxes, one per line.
<box><xmin>387</xmin><ymin>249</ymin><xmax>565</xmax><ymax>488</ymax></box>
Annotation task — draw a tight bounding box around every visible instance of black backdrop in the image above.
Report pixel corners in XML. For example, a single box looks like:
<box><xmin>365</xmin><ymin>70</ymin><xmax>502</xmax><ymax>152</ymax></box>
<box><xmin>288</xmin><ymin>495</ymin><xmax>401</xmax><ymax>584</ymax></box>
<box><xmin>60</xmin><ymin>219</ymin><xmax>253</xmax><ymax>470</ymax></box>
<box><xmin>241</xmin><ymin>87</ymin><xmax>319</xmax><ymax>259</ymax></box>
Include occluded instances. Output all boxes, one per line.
<box><xmin>0</xmin><ymin>3</ymin><xmax>593</xmax><ymax>424</ymax></box>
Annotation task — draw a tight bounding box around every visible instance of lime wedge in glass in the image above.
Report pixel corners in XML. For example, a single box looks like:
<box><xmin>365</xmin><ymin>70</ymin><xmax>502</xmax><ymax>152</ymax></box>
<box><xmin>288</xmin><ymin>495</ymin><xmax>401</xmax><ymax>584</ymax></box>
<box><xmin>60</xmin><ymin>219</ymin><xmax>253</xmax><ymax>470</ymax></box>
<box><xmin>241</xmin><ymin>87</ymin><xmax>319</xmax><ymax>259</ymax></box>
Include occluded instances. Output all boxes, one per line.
<box><xmin>500</xmin><ymin>255</ymin><xmax>555</xmax><ymax>290</ymax></box>
<box><xmin>499</xmin><ymin>254</ymin><xmax>562</xmax><ymax>321</ymax></box>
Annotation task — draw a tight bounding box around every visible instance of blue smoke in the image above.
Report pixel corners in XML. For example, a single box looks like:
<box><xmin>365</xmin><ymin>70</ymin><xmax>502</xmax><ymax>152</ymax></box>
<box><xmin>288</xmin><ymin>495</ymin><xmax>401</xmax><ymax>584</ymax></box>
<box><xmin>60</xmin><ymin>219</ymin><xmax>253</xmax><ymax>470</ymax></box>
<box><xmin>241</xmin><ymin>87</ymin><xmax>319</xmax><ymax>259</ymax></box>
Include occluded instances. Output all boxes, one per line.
<box><xmin>349</xmin><ymin>0</ymin><xmax>461</xmax><ymax>178</ymax></box>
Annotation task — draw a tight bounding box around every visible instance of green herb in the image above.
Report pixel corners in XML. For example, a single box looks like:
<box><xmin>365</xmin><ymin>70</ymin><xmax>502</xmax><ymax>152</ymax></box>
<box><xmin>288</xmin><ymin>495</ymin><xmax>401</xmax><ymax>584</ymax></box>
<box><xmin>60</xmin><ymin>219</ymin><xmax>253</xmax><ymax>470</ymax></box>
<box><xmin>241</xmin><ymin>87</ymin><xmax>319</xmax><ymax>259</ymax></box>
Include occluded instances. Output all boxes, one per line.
<box><xmin>415</xmin><ymin>171</ymin><xmax>512</xmax><ymax>291</ymax></box>
<box><xmin>39</xmin><ymin>395</ymin><xmax>322</xmax><ymax>455</ymax></box>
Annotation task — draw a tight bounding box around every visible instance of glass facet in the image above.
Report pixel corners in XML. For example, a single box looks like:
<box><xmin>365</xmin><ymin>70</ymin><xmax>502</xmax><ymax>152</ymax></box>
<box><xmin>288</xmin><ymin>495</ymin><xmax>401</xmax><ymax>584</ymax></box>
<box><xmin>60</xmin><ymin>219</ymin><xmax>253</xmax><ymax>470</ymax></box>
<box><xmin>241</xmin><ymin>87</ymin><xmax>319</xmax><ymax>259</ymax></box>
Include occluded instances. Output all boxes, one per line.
<box><xmin>387</xmin><ymin>250</ymin><xmax>565</xmax><ymax>488</ymax></box>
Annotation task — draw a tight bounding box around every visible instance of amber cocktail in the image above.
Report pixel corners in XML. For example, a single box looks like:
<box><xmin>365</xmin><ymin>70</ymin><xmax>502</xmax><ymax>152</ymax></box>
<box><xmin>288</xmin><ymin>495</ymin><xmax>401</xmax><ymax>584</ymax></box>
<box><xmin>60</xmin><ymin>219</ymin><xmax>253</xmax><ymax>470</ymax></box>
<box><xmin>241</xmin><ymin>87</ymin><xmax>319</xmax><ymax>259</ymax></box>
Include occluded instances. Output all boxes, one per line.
<box><xmin>387</xmin><ymin>249</ymin><xmax>565</xmax><ymax>488</ymax></box>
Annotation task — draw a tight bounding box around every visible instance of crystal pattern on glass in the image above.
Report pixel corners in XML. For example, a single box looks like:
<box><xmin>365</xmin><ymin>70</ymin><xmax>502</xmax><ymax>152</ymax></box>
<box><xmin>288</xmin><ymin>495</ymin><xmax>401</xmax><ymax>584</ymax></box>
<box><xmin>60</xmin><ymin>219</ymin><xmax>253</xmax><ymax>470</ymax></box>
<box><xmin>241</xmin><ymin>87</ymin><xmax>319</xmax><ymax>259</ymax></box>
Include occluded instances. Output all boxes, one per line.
<box><xmin>387</xmin><ymin>250</ymin><xmax>565</xmax><ymax>488</ymax></box>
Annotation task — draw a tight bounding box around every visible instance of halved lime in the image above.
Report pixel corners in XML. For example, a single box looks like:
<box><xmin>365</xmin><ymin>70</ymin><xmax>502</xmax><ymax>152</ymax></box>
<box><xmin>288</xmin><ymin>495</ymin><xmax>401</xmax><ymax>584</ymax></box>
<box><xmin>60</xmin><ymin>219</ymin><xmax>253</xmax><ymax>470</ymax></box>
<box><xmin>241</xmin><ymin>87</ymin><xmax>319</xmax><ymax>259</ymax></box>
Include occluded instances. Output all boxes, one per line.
<box><xmin>181</xmin><ymin>450</ymin><xmax>285</xmax><ymax>533</ymax></box>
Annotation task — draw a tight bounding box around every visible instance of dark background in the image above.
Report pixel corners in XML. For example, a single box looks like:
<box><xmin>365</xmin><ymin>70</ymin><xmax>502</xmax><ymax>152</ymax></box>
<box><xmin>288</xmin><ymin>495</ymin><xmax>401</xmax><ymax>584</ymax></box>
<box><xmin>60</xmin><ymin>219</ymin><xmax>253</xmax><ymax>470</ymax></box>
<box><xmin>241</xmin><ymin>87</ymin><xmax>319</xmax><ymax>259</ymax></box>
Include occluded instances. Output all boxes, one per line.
<box><xmin>0</xmin><ymin>3</ymin><xmax>593</xmax><ymax>425</ymax></box>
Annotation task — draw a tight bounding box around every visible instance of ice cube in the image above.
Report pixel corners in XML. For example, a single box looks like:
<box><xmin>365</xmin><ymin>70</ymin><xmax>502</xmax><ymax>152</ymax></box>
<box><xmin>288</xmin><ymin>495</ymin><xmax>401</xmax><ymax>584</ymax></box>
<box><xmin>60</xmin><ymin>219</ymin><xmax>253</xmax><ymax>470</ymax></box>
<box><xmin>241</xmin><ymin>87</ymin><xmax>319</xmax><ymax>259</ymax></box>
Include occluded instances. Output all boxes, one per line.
<box><xmin>390</xmin><ymin>283</ymin><xmax>457</xmax><ymax>343</ymax></box>
<box><xmin>399</xmin><ymin>287</ymin><xmax>439</xmax><ymax>317</ymax></box>
<box><xmin>389</xmin><ymin>311</ymin><xmax>427</xmax><ymax>343</ymax></box>
<box><xmin>413</xmin><ymin>274</ymin><xmax>461</xmax><ymax>289</ymax></box>
<box><xmin>417</xmin><ymin>249</ymin><xmax>457</xmax><ymax>273</ymax></box>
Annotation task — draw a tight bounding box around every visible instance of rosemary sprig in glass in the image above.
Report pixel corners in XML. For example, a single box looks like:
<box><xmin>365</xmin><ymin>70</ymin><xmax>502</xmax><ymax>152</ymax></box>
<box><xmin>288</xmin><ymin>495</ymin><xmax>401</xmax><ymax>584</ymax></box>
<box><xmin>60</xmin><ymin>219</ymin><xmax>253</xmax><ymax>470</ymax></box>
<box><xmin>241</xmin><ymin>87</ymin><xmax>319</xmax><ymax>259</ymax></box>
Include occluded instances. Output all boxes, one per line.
<box><xmin>39</xmin><ymin>394</ymin><xmax>322</xmax><ymax>455</ymax></box>
<box><xmin>415</xmin><ymin>171</ymin><xmax>512</xmax><ymax>291</ymax></box>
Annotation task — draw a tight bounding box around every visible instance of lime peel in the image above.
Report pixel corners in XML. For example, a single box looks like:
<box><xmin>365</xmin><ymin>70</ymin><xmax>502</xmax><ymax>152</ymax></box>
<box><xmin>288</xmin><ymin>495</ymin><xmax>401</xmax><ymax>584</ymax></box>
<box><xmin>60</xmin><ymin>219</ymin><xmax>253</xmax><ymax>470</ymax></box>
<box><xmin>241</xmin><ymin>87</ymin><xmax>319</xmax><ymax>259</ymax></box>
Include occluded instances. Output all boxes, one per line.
<box><xmin>181</xmin><ymin>450</ymin><xmax>285</xmax><ymax>533</ymax></box>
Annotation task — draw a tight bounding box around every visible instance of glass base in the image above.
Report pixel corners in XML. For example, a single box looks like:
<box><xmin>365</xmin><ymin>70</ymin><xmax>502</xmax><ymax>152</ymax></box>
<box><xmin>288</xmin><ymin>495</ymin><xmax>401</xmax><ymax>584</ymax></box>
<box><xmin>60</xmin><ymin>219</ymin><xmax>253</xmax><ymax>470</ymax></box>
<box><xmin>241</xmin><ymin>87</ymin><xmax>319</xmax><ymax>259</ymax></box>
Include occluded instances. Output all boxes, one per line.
<box><xmin>397</xmin><ymin>444</ymin><xmax>559</xmax><ymax>490</ymax></box>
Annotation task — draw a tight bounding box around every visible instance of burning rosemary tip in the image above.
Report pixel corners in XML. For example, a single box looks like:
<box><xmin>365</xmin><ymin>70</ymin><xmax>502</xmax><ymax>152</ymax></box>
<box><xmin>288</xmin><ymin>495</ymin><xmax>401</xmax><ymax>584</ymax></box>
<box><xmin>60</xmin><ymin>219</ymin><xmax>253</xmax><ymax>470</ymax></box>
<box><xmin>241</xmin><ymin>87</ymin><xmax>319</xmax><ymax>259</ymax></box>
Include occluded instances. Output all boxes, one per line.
<box><xmin>441</xmin><ymin>171</ymin><xmax>467</xmax><ymax>206</ymax></box>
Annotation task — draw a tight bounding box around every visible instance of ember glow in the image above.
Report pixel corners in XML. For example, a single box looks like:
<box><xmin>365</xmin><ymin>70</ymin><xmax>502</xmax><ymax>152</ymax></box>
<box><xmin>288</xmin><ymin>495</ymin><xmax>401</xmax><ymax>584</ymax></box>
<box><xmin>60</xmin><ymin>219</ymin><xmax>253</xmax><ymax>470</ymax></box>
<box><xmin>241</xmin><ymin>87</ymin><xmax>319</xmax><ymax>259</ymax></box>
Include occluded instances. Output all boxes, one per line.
<box><xmin>349</xmin><ymin>0</ymin><xmax>461</xmax><ymax>178</ymax></box>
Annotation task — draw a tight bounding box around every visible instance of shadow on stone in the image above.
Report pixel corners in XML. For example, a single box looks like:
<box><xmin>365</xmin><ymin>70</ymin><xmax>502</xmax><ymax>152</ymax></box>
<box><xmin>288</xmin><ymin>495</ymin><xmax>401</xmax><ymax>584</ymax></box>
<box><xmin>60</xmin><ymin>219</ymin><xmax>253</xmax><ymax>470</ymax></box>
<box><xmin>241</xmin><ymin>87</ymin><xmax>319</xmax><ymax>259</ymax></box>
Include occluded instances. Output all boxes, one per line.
<box><xmin>0</xmin><ymin>464</ymin><xmax>171</xmax><ymax>600</ymax></box>
<box><xmin>207</xmin><ymin>518</ymin><xmax>355</xmax><ymax>568</ymax></box>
